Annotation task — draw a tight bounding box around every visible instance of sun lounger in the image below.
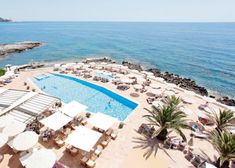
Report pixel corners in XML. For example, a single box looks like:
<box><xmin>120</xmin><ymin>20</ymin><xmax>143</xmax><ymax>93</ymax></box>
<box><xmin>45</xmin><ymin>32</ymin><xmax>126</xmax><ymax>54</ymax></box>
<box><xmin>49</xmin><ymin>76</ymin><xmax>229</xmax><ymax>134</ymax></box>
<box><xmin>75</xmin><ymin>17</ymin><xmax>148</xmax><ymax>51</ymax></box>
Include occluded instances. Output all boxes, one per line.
<box><xmin>185</xmin><ymin>150</ymin><xmax>195</xmax><ymax>161</ymax></box>
<box><xmin>164</xmin><ymin>138</ymin><xmax>172</xmax><ymax>149</ymax></box>
<box><xmin>191</xmin><ymin>131</ymin><xmax>208</xmax><ymax>139</ymax></box>
<box><xmin>86</xmin><ymin>159</ymin><xmax>96</xmax><ymax>168</ymax></box>
<box><xmin>19</xmin><ymin>151</ymin><xmax>33</xmax><ymax>166</ymax></box>
<box><xmin>80</xmin><ymin>156</ymin><xmax>89</xmax><ymax>165</ymax></box>
<box><xmin>0</xmin><ymin>155</ymin><xmax>4</xmax><ymax>163</ymax></box>
<box><xmin>191</xmin><ymin>155</ymin><xmax>205</xmax><ymax>167</ymax></box>
<box><xmin>138</xmin><ymin>123</ymin><xmax>155</xmax><ymax>137</ymax></box>
<box><xmin>146</xmin><ymin>97</ymin><xmax>155</xmax><ymax>104</ymax></box>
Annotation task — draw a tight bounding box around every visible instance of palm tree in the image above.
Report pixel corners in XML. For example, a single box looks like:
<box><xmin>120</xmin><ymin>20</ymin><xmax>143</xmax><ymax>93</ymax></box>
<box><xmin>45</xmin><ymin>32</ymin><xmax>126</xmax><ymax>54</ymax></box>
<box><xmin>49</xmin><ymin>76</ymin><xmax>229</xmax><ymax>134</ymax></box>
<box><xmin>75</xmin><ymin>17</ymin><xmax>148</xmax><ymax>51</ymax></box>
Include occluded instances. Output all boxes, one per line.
<box><xmin>209</xmin><ymin>109</ymin><xmax>234</xmax><ymax>131</ymax></box>
<box><xmin>163</xmin><ymin>95</ymin><xmax>181</xmax><ymax>109</ymax></box>
<box><xmin>144</xmin><ymin>97</ymin><xmax>189</xmax><ymax>141</ymax></box>
<box><xmin>210</xmin><ymin>130</ymin><xmax>235</xmax><ymax>168</ymax></box>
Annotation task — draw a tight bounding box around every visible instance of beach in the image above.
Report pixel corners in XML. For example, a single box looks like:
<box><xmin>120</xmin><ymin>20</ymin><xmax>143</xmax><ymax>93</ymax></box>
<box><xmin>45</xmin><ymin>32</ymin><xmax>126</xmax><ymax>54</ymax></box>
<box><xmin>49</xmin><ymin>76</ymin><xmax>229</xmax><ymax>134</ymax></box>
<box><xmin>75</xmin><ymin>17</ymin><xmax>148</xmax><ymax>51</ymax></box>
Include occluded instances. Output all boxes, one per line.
<box><xmin>1</xmin><ymin>60</ymin><xmax>232</xmax><ymax>168</ymax></box>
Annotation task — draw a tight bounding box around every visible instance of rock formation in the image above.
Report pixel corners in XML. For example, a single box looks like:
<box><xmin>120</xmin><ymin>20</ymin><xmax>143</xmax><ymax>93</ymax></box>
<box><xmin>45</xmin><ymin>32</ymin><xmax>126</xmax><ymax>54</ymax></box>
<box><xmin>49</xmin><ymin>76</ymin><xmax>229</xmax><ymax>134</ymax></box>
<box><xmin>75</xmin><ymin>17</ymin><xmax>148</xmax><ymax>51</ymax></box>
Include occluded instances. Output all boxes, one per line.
<box><xmin>0</xmin><ymin>41</ymin><xmax>42</xmax><ymax>56</ymax></box>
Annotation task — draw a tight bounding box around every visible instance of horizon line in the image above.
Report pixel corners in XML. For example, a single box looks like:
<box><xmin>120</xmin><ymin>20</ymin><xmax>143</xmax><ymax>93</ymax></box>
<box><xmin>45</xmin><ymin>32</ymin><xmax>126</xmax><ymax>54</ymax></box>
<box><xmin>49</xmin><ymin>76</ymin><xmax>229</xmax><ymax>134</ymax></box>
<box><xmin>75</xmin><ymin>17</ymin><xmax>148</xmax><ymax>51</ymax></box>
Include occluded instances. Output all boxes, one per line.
<box><xmin>8</xmin><ymin>20</ymin><xmax>235</xmax><ymax>23</ymax></box>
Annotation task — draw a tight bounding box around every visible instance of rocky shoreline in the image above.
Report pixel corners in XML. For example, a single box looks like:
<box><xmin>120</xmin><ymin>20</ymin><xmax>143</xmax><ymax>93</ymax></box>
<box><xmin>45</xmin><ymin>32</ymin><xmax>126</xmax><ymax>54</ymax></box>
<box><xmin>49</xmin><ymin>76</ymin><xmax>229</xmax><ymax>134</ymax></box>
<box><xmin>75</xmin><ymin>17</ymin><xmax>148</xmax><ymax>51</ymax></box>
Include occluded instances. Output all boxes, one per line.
<box><xmin>83</xmin><ymin>57</ymin><xmax>235</xmax><ymax>106</ymax></box>
<box><xmin>0</xmin><ymin>41</ymin><xmax>42</xmax><ymax>56</ymax></box>
<box><xmin>122</xmin><ymin>61</ymin><xmax>235</xmax><ymax>106</ymax></box>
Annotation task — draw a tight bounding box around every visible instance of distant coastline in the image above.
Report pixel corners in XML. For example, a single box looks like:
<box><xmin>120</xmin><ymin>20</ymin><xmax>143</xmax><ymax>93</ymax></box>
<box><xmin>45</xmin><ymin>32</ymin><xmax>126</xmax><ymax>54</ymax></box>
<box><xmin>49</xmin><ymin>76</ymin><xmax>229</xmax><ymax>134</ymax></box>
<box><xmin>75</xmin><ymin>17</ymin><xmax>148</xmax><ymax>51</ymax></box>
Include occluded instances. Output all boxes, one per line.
<box><xmin>0</xmin><ymin>17</ymin><xmax>12</xmax><ymax>22</ymax></box>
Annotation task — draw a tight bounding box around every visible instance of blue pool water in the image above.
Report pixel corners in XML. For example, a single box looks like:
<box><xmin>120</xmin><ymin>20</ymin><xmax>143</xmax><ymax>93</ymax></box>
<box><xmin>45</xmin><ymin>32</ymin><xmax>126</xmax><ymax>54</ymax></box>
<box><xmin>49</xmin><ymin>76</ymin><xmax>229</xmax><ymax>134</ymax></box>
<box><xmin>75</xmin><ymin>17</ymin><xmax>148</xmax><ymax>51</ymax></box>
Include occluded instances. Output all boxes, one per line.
<box><xmin>32</xmin><ymin>73</ymin><xmax>138</xmax><ymax>121</ymax></box>
<box><xmin>0</xmin><ymin>22</ymin><xmax>235</xmax><ymax>98</ymax></box>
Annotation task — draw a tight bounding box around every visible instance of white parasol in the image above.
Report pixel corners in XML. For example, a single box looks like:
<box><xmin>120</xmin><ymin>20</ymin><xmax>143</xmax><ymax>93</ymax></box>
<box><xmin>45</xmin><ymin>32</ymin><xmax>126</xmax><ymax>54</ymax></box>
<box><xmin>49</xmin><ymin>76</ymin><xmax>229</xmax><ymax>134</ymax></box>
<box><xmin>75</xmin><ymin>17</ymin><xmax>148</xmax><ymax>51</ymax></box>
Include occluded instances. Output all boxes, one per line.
<box><xmin>13</xmin><ymin>131</ymin><xmax>39</xmax><ymax>151</ymax></box>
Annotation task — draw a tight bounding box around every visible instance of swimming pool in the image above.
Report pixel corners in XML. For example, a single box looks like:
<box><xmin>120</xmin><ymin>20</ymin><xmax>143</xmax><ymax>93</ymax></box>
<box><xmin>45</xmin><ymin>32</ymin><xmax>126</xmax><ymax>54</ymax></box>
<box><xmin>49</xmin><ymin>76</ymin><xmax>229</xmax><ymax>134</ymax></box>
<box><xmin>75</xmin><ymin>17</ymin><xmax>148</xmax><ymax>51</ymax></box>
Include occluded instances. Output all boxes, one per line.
<box><xmin>32</xmin><ymin>73</ymin><xmax>138</xmax><ymax>121</ymax></box>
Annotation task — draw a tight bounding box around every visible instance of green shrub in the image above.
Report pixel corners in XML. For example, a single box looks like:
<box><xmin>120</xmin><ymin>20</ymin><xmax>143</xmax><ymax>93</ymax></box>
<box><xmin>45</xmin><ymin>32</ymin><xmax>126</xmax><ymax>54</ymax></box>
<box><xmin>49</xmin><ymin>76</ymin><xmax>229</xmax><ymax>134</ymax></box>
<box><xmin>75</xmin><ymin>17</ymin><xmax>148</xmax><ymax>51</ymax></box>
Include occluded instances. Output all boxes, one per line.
<box><xmin>0</xmin><ymin>68</ymin><xmax>6</xmax><ymax>76</ymax></box>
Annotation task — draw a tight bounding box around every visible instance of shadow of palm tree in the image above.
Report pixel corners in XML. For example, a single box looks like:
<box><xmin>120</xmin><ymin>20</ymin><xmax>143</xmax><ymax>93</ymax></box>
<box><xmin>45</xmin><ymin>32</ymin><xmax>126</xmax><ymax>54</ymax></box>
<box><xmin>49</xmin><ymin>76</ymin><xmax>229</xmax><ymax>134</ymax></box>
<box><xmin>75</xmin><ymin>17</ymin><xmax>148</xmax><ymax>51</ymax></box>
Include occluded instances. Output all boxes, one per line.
<box><xmin>199</xmin><ymin>148</ymin><xmax>217</xmax><ymax>164</ymax></box>
<box><xmin>132</xmin><ymin>133</ymin><xmax>173</xmax><ymax>161</ymax></box>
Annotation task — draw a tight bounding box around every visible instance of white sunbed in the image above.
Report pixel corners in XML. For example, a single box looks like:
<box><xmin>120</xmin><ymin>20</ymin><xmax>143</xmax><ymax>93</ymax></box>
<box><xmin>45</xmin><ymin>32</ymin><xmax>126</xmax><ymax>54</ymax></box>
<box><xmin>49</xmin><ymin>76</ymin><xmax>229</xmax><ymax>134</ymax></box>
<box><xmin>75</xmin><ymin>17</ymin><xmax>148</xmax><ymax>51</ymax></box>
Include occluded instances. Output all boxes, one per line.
<box><xmin>191</xmin><ymin>131</ymin><xmax>208</xmax><ymax>139</ymax></box>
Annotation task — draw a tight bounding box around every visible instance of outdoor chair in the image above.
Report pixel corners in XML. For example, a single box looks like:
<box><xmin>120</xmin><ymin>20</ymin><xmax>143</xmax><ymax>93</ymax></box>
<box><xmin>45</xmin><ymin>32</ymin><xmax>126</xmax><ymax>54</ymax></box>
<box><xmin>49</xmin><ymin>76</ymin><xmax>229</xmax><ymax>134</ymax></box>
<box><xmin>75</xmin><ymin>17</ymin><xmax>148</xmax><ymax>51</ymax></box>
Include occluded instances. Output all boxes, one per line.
<box><xmin>191</xmin><ymin>155</ymin><xmax>203</xmax><ymax>167</ymax></box>
<box><xmin>55</xmin><ymin>138</ymin><xmax>65</xmax><ymax>147</ymax></box>
<box><xmin>177</xmin><ymin>142</ymin><xmax>187</xmax><ymax>151</ymax></box>
<box><xmin>105</xmin><ymin>128</ymin><xmax>113</xmax><ymax>136</ymax></box>
<box><xmin>163</xmin><ymin>138</ymin><xmax>172</xmax><ymax>149</ymax></box>
<box><xmin>185</xmin><ymin>150</ymin><xmax>195</xmax><ymax>161</ymax></box>
<box><xmin>80</xmin><ymin>156</ymin><xmax>89</xmax><ymax>166</ymax></box>
<box><xmin>146</xmin><ymin>97</ymin><xmax>155</xmax><ymax>104</ymax></box>
<box><xmin>81</xmin><ymin>119</ymin><xmax>87</xmax><ymax>125</ymax></box>
<box><xmin>111</xmin><ymin>131</ymin><xmax>118</xmax><ymax>140</ymax></box>
<box><xmin>101</xmin><ymin>140</ymin><xmax>109</xmax><ymax>148</ymax></box>
<box><xmin>42</xmin><ymin>136</ymin><xmax>49</xmax><ymax>142</ymax></box>
<box><xmin>69</xmin><ymin>147</ymin><xmax>78</xmax><ymax>156</ymax></box>
<box><xmin>94</xmin><ymin>145</ymin><xmax>103</xmax><ymax>156</ymax></box>
<box><xmin>86</xmin><ymin>159</ymin><xmax>96</xmax><ymax>168</ymax></box>
<box><xmin>65</xmin><ymin>145</ymin><xmax>72</xmax><ymax>152</ymax></box>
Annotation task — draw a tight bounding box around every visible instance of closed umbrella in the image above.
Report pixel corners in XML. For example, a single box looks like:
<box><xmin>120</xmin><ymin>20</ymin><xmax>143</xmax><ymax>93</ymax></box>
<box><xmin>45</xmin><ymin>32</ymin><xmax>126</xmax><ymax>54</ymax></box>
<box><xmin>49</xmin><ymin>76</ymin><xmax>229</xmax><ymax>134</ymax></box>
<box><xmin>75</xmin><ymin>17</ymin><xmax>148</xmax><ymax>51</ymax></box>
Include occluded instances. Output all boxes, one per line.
<box><xmin>26</xmin><ymin>149</ymin><xmax>56</xmax><ymax>168</ymax></box>
<box><xmin>0</xmin><ymin>133</ymin><xmax>8</xmax><ymax>148</ymax></box>
<box><xmin>188</xmin><ymin>136</ymin><xmax>194</xmax><ymax>147</ymax></box>
<box><xmin>13</xmin><ymin>131</ymin><xmax>38</xmax><ymax>151</ymax></box>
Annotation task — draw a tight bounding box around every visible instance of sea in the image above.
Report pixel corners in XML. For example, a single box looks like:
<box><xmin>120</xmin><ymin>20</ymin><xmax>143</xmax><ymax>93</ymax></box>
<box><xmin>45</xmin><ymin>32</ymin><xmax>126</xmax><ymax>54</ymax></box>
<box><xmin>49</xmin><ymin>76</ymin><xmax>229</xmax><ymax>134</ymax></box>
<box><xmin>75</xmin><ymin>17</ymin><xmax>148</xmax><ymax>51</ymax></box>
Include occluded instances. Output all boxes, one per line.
<box><xmin>0</xmin><ymin>22</ymin><xmax>235</xmax><ymax>98</ymax></box>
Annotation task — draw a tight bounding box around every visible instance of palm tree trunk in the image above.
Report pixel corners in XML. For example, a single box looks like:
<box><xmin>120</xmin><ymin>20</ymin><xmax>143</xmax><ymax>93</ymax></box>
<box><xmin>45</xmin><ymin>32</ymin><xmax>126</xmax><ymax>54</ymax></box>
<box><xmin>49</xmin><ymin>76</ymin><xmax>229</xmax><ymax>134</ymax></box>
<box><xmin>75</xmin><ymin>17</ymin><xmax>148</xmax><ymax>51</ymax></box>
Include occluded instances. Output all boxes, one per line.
<box><xmin>157</xmin><ymin>128</ymin><xmax>168</xmax><ymax>141</ymax></box>
<box><xmin>215</xmin><ymin>157</ymin><xmax>229</xmax><ymax>168</ymax></box>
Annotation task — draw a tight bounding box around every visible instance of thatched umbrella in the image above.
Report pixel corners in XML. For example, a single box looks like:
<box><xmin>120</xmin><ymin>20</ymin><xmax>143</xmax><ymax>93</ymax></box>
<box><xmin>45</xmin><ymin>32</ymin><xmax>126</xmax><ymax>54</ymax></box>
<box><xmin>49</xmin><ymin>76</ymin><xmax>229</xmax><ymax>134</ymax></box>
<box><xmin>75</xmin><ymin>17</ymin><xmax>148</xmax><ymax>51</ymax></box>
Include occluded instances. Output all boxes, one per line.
<box><xmin>188</xmin><ymin>136</ymin><xmax>194</xmax><ymax>147</ymax></box>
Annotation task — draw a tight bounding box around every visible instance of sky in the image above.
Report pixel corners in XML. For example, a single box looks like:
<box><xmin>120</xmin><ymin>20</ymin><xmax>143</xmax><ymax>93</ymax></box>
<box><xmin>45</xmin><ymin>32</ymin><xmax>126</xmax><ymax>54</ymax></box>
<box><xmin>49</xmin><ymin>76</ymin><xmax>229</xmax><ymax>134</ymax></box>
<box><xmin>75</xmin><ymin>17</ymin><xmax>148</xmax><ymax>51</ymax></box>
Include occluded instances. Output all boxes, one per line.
<box><xmin>1</xmin><ymin>0</ymin><xmax>235</xmax><ymax>22</ymax></box>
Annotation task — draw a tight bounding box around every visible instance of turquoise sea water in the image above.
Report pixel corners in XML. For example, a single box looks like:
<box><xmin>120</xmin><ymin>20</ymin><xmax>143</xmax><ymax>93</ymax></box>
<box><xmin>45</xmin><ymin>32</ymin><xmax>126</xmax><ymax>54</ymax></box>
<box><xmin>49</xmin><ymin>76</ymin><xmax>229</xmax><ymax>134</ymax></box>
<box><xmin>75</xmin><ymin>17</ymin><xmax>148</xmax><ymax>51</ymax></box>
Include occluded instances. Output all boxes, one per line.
<box><xmin>0</xmin><ymin>22</ymin><xmax>235</xmax><ymax>98</ymax></box>
<box><xmin>33</xmin><ymin>73</ymin><xmax>138</xmax><ymax>121</ymax></box>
